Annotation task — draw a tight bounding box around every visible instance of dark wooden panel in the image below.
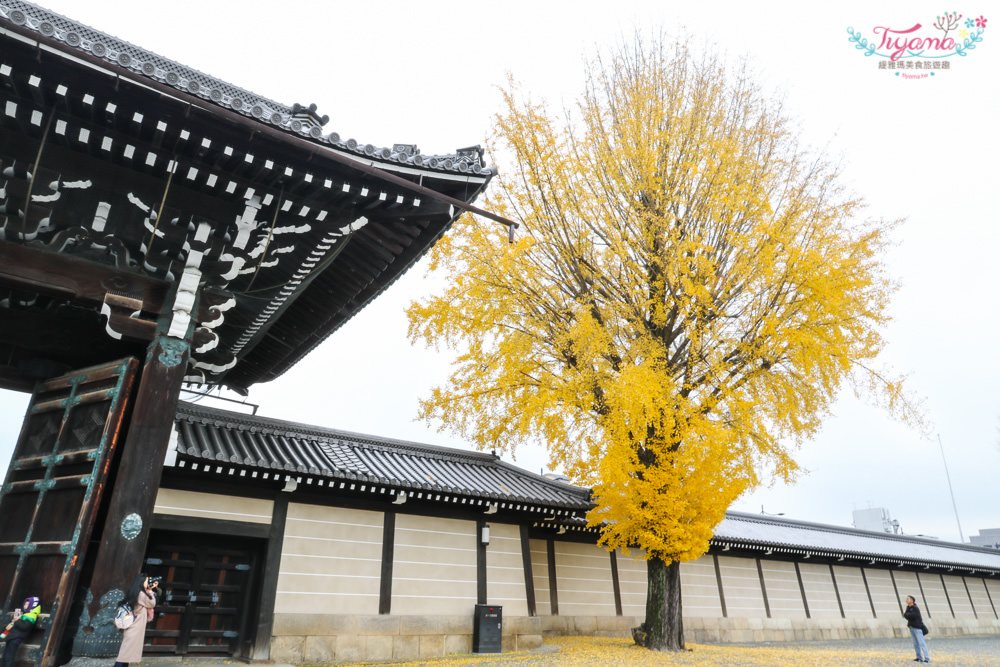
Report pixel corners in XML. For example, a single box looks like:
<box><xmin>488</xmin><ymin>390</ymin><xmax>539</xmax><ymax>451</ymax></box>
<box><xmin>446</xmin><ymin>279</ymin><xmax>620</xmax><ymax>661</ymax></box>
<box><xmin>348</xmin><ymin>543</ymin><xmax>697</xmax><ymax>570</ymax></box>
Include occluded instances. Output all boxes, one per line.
<box><xmin>519</xmin><ymin>525</ymin><xmax>535</xmax><ymax>617</ymax></box>
<box><xmin>0</xmin><ymin>357</ymin><xmax>137</xmax><ymax>667</ymax></box>
<box><xmin>379</xmin><ymin>512</ymin><xmax>395</xmax><ymax>615</ymax></box>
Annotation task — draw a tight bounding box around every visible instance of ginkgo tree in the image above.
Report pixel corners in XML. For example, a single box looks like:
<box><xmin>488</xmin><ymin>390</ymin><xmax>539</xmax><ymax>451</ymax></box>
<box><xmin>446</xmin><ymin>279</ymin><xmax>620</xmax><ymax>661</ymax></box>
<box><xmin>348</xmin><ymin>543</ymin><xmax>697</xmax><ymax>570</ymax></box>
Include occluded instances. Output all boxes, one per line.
<box><xmin>407</xmin><ymin>37</ymin><xmax>920</xmax><ymax>651</ymax></box>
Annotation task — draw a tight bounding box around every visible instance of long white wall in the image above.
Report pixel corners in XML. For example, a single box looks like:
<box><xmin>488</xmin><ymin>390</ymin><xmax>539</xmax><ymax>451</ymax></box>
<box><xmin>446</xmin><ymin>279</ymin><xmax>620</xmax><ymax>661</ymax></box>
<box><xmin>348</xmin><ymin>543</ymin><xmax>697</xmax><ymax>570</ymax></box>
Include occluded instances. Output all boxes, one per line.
<box><xmin>277</xmin><ymin>504</ymin><xmax>384</xmax><ymax>615</ymax></box>
<box><xmin>152</xmin><ymin>492</ymin><xmax>1000</xmax><ymax>662</ymax></box>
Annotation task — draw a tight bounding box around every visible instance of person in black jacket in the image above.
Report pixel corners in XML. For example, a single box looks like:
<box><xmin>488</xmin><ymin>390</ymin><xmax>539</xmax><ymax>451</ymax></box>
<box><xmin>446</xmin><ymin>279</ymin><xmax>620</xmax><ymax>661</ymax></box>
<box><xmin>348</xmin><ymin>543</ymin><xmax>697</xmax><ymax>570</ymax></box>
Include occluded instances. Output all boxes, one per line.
<box><xmin>903</xmin><ymin>595</ymin><xmax>930</xmax><ymax>662</ymax></box>
<box><xmin>0</xmin><ymin>597</ymin><xmax>40</xmax><ymax>667</ymax></box>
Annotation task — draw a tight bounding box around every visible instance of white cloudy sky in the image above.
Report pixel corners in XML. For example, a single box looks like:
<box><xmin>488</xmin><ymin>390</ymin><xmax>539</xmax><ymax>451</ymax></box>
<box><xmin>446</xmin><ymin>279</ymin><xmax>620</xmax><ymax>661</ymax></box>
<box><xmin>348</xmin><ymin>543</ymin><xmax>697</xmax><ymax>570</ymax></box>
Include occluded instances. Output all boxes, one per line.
<box><xmin>1</xmin><ymin>0</ymin><xmax>997</xmax><ymax>544</ymax></box>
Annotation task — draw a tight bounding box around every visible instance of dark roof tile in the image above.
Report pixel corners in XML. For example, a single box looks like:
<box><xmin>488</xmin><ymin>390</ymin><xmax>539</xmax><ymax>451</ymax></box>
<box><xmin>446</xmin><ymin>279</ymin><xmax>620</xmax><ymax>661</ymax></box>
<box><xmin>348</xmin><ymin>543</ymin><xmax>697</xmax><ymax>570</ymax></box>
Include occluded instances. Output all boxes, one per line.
<box><xmin>174</xmin><ymin>401</ymin><xmax>592</xmax><ymax>512</ymax></box>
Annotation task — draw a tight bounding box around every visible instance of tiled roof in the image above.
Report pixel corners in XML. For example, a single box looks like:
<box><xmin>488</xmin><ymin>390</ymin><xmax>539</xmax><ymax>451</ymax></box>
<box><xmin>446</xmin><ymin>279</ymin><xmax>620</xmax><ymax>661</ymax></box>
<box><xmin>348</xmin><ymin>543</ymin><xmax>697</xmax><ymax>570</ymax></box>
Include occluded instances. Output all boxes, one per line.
<box><xmin>170</xmin><ymin>403</ymin><xmax>1000</xmax><ymax>572</ymax></box>
<box><xmin>1</xmin><ymin>1</ymin><xmax>492</xmax><ymax>176</ymax></box>
<box><xmin>714</xmin><ymin>512</ymin><xmax>1000</xmax><ymax>574</ymax></box>
<box><xmin>172</xmin><ymin>402</ymin><xmax>593</xmax><ymax>515</ymax></box>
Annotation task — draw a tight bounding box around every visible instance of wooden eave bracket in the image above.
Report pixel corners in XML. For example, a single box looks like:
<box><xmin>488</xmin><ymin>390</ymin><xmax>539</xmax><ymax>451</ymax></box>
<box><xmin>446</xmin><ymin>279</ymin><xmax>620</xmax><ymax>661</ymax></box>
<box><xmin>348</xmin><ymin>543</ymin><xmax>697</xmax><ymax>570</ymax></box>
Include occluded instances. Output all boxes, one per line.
<box><xmin>0</xmin><ymin>239</ymin><xmax>168</xmax><ymax>340</ymax></box>
<box><xmin>100</xmin><ymin>291</ymin><xmax>157</xmax><ymax>341</ymax></box>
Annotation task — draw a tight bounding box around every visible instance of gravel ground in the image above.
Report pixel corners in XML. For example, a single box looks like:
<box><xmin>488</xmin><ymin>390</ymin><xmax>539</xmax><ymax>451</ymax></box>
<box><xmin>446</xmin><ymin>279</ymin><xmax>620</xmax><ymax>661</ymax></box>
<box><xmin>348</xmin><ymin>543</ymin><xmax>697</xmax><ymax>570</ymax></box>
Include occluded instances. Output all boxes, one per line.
<box><xmin>312</xmin><ymin>634</ymin><xmax>1000</xmax><ymax>666</ymax></box>
<box><xmin>137</xmin><ymin>635</ymin><xmax>1000</xmax><ymax>667</ymax></box>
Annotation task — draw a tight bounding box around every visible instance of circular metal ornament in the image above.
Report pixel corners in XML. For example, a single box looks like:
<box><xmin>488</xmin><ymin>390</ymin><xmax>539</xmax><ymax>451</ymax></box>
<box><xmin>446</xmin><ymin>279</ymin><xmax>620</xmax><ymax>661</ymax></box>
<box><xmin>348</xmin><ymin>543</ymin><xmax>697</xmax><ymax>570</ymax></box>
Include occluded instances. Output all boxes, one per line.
<box><xmin>39</xmin><ymin>21</ymin><xmax>55</xmax><ymax>36</ymax></box>
<box><xmin>9</xmin><ymin>10</ymin><xmax>26</xmax><ymax>25</ymax></box>
<box><xmin>65</xmin><ymin>32</ymin><xmax>81</xmax><ymax>46</ymax></box>
<box><xmin>120</xmin><ymin>513</ymin><xmax>143</xmax><ymax>540</ymax></box>
<box><xmin>91</xmin><ymin>43</ymin><xmax>107</xmax><ymax>57</ymax></box>
<box><xmin>142</xmin><ymin>62</ymin><xmax>156</xmax><ymax>76</ymax></box>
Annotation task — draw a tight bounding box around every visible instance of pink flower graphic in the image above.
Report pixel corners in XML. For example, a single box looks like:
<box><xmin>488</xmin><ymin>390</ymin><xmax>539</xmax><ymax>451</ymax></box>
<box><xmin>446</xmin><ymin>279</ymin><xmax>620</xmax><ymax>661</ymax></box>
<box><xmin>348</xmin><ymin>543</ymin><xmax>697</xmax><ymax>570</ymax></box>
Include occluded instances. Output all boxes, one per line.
<box><xmin>975</xmin><ymin>15</ymin><xmax>988</xmax><ymax>28</ymax></box>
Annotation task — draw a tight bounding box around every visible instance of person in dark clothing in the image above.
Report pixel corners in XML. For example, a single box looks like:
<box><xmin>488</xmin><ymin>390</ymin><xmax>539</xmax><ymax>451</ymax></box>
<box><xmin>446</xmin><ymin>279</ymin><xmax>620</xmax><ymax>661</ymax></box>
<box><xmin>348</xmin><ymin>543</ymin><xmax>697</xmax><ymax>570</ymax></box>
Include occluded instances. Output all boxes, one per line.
<box><xmin>903</xmin><ymin>595</ymin><xmax>930</xmax><ymax>662</ymax></box>
<box><xmin>0</xmin><ymin>597</ymin><xmax>40</xmax><ymax>667</ymax></box>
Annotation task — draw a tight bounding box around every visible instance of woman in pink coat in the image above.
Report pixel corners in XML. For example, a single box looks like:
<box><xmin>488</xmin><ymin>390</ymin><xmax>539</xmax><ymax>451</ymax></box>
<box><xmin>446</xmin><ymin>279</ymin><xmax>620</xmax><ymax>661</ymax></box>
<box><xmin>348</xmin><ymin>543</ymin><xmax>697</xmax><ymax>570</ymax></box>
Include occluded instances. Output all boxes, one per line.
<box><xmin>113</xmin><ymin>574</ymin><xmax>158</xmax><ymax>667</ymax></box>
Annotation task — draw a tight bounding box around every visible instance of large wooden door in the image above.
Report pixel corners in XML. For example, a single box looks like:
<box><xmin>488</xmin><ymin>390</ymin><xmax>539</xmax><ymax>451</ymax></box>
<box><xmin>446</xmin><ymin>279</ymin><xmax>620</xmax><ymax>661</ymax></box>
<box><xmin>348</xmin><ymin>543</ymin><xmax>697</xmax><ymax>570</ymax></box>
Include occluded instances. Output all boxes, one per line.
<box><xmin>0</xmin><ymin>358</ymin><xmax>138</xmax><ymax>667</ymax></box>
<box><xmin>143</xmin><ymin>530</ymin><xmax>261</xmax><ymax>657</ymax></box>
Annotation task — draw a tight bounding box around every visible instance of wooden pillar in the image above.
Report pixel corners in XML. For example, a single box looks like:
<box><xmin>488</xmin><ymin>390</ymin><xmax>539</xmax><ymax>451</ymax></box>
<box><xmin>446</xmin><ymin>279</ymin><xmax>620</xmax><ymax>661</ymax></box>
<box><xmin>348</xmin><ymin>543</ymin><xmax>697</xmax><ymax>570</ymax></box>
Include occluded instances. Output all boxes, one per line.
<box><xmin>70</xmin><ymin>333</ymin><xmax>191</xmax><ymax>659</ymax></box>
<box><xmin>252</xmin><ymin>495</ymin><xmax>289</xmax><ymax>661</ymax></box>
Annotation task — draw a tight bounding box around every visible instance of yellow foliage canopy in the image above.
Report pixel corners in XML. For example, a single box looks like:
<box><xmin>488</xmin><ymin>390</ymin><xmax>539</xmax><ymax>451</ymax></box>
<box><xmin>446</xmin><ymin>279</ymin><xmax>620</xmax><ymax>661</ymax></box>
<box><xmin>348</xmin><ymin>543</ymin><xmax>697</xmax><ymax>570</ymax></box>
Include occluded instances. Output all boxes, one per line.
<box><xmin>407</xmin><ymin>39</ymin><xmax>917</xmax><ymax>564</ymax></box>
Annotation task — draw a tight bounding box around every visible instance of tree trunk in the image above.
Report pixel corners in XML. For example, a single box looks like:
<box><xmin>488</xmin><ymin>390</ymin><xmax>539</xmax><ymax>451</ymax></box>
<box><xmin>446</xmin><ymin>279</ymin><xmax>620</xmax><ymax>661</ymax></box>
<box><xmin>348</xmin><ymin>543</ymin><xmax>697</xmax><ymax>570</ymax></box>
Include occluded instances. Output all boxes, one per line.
<box><xmin>639</xmin><ymin>556</ymin><xmax>685</xmax><ymax>651</ymax></box>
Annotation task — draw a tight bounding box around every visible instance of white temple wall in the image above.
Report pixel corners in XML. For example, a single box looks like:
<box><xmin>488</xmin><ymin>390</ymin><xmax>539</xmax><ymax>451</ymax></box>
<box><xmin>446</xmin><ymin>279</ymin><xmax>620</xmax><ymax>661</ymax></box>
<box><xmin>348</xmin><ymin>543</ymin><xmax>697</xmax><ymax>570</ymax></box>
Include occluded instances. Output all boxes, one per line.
<box><xmin>864</xmin><ymin>568</ymin><xmax>902</xmax><ymax>617</ymax></box>
<box><xmin>277</xmin><ymin>503</ymin><xmax>383</xmax><ymax>615</ymax></box>
<box><xmin>942</xmin><ymin>574</ymin><xmax>975</xmax><ymax>618</ymax></box>
<box><xmin>150</xmin><ymin>494</ymin><xmax>1000</xmax><ymax>662</ymax></box>
<box><xmin>716</xmin><ymin>555</ymin><xmax>767</xmax><ymax>618</ymax></box>
<box><xmin>528</xmin><ymin>538</ymin><xmax>552</xmax><ymax>615</ymax></box>
<box><xmin>759</xmin><ymin>560</ymin><xmax>804</xmax><ymax>618</ymax></box>
<box><xmin>552</xmin><ymin>541</ymin><xmax>616</xmax><ymax>617</ymax></box>
<box><xmin>391</xmin><ymin>514</ymin><xmax>478</xmax><ymax>616</ymax></box>
<box><xmin>832</xmin><ymin>565</ymin><xmax>871</xmax><ymax>618</ymax></box>
<box><xmin>485</xmin><ymin>522</ymin><xmax>529</xmax><ymax>616</ymax></box>
<box><xmin>153</xmin><ymin>487</ymin><xmax>273</xmax><ymax>523</ymax></box>
<box><xmin>798</xmin><ymin>562</ymin><xmax>840</xmax><ymax>618</ymax></box>
<box><xmin>680</xmin><ymin>554</ymin><xmax>724</xmax><ymax>617</ymax></box>
<box><xmin>616</xmin><ymin>549</ymin><xmax>647</xmax><ymax>618</ymax></box>
<box><xmin>966</xmin><ymin>577</ymin><xmax>997</xmax><ymax>617</ymax></box>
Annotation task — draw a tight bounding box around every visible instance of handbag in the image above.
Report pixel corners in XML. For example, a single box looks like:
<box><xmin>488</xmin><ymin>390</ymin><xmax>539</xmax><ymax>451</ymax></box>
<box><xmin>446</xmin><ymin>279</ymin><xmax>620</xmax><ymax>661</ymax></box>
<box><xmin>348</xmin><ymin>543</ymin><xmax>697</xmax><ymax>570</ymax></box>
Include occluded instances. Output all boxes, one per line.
<box><xmin>921</xmin><ymin>623</ymin><xmax>929</xmax><ymax>636</ymax></box>
<box><xmin>114</xmin><ymin>604</ymin><xmax>136</xmax><ymax>631</ymax></box>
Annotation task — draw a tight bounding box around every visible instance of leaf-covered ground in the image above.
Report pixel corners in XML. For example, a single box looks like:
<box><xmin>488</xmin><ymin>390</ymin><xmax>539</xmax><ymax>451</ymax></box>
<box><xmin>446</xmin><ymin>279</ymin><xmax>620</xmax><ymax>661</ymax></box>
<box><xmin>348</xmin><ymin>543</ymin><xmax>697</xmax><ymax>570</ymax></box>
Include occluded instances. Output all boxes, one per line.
<box><xmin>314</xmin><ymin>635</ymin><xmax>1000</xmax><ymax>666</ymax></box>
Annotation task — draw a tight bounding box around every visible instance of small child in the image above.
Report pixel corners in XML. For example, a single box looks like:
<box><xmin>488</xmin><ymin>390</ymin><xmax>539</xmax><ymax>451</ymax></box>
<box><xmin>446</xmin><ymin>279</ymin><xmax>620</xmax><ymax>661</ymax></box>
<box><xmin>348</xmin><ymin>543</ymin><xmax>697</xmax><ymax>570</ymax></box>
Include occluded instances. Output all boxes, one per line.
<box><xmin>0</xmin><ymin>597</ymin><xmax>40</xmax><ymax>667</ymax></box>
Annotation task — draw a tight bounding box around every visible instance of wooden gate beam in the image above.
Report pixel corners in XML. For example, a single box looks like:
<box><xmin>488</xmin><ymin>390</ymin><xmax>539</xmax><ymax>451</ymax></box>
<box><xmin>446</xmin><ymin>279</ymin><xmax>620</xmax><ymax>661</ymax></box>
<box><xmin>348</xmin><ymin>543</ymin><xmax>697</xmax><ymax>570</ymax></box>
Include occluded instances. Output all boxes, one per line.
<box><xmin>67</xmin><ymin>333</ymin><xmax>191</xmax><ymax>662</ymax></box>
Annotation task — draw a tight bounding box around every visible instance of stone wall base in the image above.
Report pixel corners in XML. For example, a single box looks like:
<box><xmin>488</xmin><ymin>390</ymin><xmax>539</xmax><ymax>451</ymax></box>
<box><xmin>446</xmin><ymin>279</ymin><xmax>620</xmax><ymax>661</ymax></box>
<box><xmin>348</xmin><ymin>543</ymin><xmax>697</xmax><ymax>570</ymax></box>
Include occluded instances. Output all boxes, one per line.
<box><xmin>683</xmin><ymin>615</ymin><xmax>1000</xmax><ymax>644</ymax></box>
<box><xmin>270</xmin><ymin>613</ymin><xmax>549</xmax><ymax>663</ymax></box>
<box><xmin>269</xmin><ymin>613</ymin><xmax>1000</xmax><ymax>662</ymax></box>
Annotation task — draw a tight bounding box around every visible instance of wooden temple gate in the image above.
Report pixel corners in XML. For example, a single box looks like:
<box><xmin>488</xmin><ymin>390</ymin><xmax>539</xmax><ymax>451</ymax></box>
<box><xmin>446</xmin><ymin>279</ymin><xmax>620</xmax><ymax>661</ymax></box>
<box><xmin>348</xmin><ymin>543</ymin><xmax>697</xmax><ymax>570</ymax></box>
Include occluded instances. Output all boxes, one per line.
<box><xmin>0</xmin><ymin>1</ymin><xmax>501</xmax><ymax>664</ymax></box>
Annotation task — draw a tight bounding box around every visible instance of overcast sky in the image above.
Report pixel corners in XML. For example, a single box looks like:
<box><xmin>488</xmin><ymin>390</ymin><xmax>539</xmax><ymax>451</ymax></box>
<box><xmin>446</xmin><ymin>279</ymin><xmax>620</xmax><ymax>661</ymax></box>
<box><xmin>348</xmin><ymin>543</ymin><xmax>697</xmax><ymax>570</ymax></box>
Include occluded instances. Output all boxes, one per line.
<box><xmin>1</xmin><ymin>0</ymin><xmax>997</xmax><ymax>544</ymax></box>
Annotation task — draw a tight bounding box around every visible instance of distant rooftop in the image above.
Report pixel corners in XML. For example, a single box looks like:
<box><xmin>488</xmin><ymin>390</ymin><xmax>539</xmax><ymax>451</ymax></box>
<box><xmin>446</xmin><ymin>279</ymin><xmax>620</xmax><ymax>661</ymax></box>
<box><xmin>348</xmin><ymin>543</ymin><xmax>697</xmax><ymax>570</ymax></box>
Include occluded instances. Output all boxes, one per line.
<box><xmin>716</xmin><ymin>512</ymin><xmax>1000</xmax><ymax>574</ymax></box>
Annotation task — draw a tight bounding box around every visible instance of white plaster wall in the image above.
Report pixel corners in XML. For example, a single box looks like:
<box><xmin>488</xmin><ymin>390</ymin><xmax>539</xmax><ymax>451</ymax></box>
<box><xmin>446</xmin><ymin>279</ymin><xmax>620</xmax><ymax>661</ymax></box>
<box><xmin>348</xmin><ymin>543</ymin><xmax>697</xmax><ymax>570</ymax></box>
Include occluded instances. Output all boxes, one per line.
<box><xmin>485</xmin><ymin>522</ymin><xmax>528</xmax><ymax>616</ymax></box>
<box><xmin>892</xmin><ymin>570</ymin><xmax>921</xmax><ymax>611</ymax></box>
<box><xmin>716</xmin><ymin>555</ymin><xmax>765</xmax><ymax>618</ymax></box>
<box><xmin>680</xmin><ymin>555</ymin><xmax>723</xmax><ymax>618</ymax></box>
<box><xmin>832</xmin><ymin>565</ymin><xmax>872</xmax><ymax>618</ymax></box>
<box><xmin>553</xmin><ymin>541</ymin><xmax>615</xmax><ymax>616</ymax></box>
<box><xmin>528</xmin><ymin>539</ymin><xmax>552</xmax><ymax>615</ymax></box>
<box><xmin>941</xmin><ymin>574</ymin><xmax>975</xmax><ymax>618</ymax></box>
<box><xmin>153</xmin><ymin>488</ymin><xmax>273</xmax><ymax>523</ymax></box>
<box><xmin>276</xmin><ymin>503</ymin><xmax>383</xmax><ymax>614</ymax></box>
<box><xmin>863</xmin><ymin>568</ymin><xmax>902</xmax><ymax>619</ymax></box>
<box><xmin>798</xmin><ymin>562</ymin><xmax>840</xmax><ymax>618</ymax></box>
<box><xmin>966</xmin><ymin>577</ymin><xmax>999</xmax><ymax>619</ymax></box>
<box><xmin>918</xmin><ymin>571</ymin><xmax>950</xmax><ymax>620</ymax></box>
<box><xmin>392</xmin><ymin>514</ymin><xmax>477</xmax><ymax>615</ymax></box>
<box><xmin>760</xmin><ymin>560</ymin><xmax>805</xmax><ymax>618</ymax></box>
<box><xmin>616</xmin><ymin>549</ymin><xmax>647</xmax><ymax>618</ymax></box>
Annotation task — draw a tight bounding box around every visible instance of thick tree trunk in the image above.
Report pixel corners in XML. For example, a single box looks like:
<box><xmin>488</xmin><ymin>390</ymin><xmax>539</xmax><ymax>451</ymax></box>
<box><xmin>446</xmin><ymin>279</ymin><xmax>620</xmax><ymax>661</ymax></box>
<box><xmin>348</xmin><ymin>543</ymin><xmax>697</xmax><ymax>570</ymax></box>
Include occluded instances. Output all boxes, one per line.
<box><xmin>636</xmin><ymin>556</ymin><xmax>684</xmax><ymax>651</ymax></box>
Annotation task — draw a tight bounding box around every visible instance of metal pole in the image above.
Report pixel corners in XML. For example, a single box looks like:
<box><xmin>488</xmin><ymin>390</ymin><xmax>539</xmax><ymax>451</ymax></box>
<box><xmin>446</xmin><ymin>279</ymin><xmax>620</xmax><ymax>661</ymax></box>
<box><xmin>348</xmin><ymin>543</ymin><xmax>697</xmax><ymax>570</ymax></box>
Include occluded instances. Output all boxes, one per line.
<box><xmin>938</xmin><ymin>434</ymin><xmax>965</xmax><ymax>543</ymax></box>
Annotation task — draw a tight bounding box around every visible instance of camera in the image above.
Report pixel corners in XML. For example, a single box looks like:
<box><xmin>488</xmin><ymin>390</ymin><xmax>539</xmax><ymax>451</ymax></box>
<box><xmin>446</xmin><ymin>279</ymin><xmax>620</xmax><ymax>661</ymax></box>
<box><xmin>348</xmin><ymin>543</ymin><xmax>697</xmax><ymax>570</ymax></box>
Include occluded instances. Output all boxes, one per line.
<box><xmin>148</xmin><ymin>576</ymin><xmax>162</xmax><ymax>586</ymax></box>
